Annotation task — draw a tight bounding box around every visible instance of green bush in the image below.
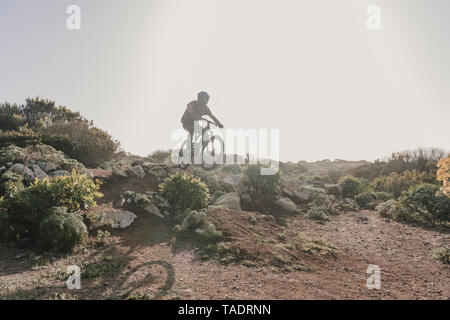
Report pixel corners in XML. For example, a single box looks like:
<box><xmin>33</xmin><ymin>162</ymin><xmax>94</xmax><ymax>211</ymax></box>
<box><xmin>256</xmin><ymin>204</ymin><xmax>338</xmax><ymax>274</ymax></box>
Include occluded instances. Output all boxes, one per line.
<box><xmin>306</xmin><ymin>187</ymin><xmax>335</xmax><ymax>219</ymax></box>
<box><xmin>174</xmin><ymin>210</ymin><xmax>222</xmax><ymax>242</ymax></box>
<box><xmin>37</xmin><ymin>207</ymin><xmax>88</xmax><ymax>252</ymax></box>
<box><xmin>398</xmin><ymin>184</ymin><xmax>450</xmax><ymax>225</ymax></box>
<box><xmin>338</xmin><ymin>175</ymin><xmax>364</xmax><ymax>198</ymax></box>
<box><xmin>148</xmin><ymin>150</ymin><xmax>171</xmax><ymax>163</ymax></box>
<box><xmin>433</xmin><ymin>246</ymin><xmax>450</xmax><ymax>265</ymax></box>
<box><xmin>159</xmin><ymin>172</ymin><xmax>210</xmax><ymax>210</ymax></box>
<box><xmin>0</xmin><ymin>171</ymin><xmax>24</xmax><ymax>195</ymax></box>
<box><xmin>245</xmin><ymin>163</ymin><xmax>280</xmax><ymax>194</ymax></box>
<box><xmin>350</xmin><ymin>148</ymin><xmax>446</xmax><ymax>180</ymax></box>
<box><xmin>306</xmin><ymin>205</ymin><xmax>330</xmax><ymax>221</ymax></box>
<box><xmin>42</xmin><ymin>121</ymin><xmax>120</xmax><ymax>167</ymax></box>
<box><xmin>0</xmin><ymin>172</ymin><xmax>101</xmax><ymax>246</ymax></box>
<box><xmin>0</xmin><ymin>98</ymin><xmax>120</xmax><ymax>167</ymax></box>
<box><xmin>355</xmin><ymin>191</ymin><xmax>391</xmax><ymax>209</ymax></box>
<box><xmin>221</xmin><ymin>164</ymin><xmax>242</xmax><ymax>174</ymax></box>
<box><xmin>0</xmin><ymin>102</ymin><xmax>23</xmax><ymax>131</ymax></box>
<box><xmin>375</xmin><ymin>199</ymin><xmax>399</xmax><ymax>219</ymax></box>
<box><xmin>0</xmin><ymin>127</ymin><xmax>41</xmax><ymax>148</ymax></box>
<box><xmin>373</xmin><ymin>170</ymin><xmax>436</xmax><ymax>198</ymax></box>
<box><xmin>355</xmin><ymin>191</ymin><xmax>376</xmax><ymax>208</ymax></box>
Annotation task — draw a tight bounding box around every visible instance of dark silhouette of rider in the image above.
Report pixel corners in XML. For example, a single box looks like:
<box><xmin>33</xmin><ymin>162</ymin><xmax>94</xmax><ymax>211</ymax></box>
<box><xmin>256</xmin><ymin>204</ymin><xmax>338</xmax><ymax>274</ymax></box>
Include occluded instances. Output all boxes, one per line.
<box><xmin>181</xmin><ymin>91</ymin><xmax>223</xmax><ymax>146</ymax></box>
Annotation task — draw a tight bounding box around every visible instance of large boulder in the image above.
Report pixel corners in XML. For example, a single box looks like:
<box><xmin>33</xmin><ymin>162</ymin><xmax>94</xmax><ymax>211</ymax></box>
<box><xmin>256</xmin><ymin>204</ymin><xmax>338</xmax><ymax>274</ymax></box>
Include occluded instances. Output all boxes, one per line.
<box><xmin>274</xmin><ymin>197</ymin><xmax>298</xmax><ymax>213</ymax></box>
<box><xmin>215</xmin><ymin>192</ymin><xmax>241</xmax><ymax>210</ymax></box>
<box><xmin>292</xmin><ymin>191</ymin><xmax>310</xmax><ymax>204</ymax></box>
<box><xmin>281</xmin><ymin>187</ymin><xmax>294</xmax><ymax>198</ymax></box>
<box><xmin>239</xmin><ymin>192</ymin><xmax>252</xmax><ymax>211</ymax></box>
<box><xmin>38</xmin><ymin>161</ymin><xmax>57</xmax><ymax>173</ymax></box>
<box><xmin>147</xmin><ymin>166</ymin><xmax>167</xmax><ymax>178</ymax></box>
<box><xmin>32</xmin><ymin>164</ymin><xmax>48</xmax><ymax>180</ymax></box>
<box><xmin>10</xmin><ymin>164</ymin><xmax>35</xmax><ymax>181</ymax></box>
<box><xmin>204</xmin><ymin>175</ymin><xmax>223</xmax><ymax>192</ymax></box>
<box><xmin>49</xmin><ymin>170</ymin><xmax>70</xmax><ymax>178</ymax></box>
<box><xmin>143</xmin><ymin>202</ymin><xmax>164</xmax><ymax>218</ymax></box>
<box><xmin>222</xmin><ymin>174</ymin><xmax>242</xmax><ymax>192</ymax></box>
<box><xmin>111</xmin><ymin>169</ymin><xmax>128</xmax><ymax>179</ymax></box>
<box><xmin>126</xmin><ymin>165</ymin><xmax>145</xmax><ymax>179</ymax></box>
<box><xmin>104</xmin><ymin>210</ymin><xmax>137</xmax><ymax>228</ymax></box>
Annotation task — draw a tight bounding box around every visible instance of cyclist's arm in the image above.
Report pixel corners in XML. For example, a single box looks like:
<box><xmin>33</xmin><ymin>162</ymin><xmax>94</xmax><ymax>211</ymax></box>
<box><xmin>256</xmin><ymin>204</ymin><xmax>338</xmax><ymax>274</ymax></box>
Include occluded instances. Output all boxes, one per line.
<box><xmin>206</xmin><ymin>107</ymin><xmax>223</xmax><ymax>128</ymax></box>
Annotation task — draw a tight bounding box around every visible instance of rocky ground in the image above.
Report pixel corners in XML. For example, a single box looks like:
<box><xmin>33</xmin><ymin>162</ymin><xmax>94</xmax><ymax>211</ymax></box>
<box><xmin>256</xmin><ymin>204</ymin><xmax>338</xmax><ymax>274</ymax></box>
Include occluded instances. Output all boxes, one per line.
<box><xmin>0</xmin><ymin>159</ymin><xmax>448</xmax><ymax>300</ymax></box>
<box><xmin>0</xmin><ymin>205</ymin><xmax>448</xmax><ymax>299</ymax></box>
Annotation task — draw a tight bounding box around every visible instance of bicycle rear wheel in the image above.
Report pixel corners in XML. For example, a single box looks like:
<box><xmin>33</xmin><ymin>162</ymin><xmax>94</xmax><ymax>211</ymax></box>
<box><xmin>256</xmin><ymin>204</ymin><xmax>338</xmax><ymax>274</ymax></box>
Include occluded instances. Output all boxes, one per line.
<box><xmin>177</xmin><ymin>141</ymin><xmax>191</xmax><ymax>170</ymax></box>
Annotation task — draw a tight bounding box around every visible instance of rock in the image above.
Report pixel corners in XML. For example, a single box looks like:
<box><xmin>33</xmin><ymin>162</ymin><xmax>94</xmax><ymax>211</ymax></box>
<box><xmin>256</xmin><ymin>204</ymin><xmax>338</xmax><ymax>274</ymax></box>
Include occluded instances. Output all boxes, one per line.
<box><xmin>215</xmin><ymin>192</ymin><xmax>241</xmax><ymax>210</ymax></box>
<box><xmin>143</xmin><ymin>202</ymin><xmax>164</xmax><ymax>218</ymax></box>
<box><xmin>15</xmin><ymin>252</ymin><xmax>28</xmax><ymax>259</ymax></box>
<box><xmin>134</xmin><ymin>193</ymin><xmax>151</xmax><ymax>207</ymax></box>
<box><xmin>10</xmin><ymin>163</ymin><xmax>35</xmax><ymax>181</ymax></box>
<box><xmin>0</xmin><ymin>166</ymin><xmax>6</xmax><ymax>174</ymax></box>
<box><xmin>111</xmin><ymin>169</ymin><xmax>128</xmax><ymax>179</ymax></box>
<box><xmin>32</xmin><ymin>164</ymin><xmax>48</xmax><ymax>180</ymax></box>
<box><xmin>104</xmin><ymin>210</ymin><xmax>137</xmax><ymax>228</ymax></box>
<box><xmin>281</xmin><ymin>187</ymin><xmax>294</xmax><ymax>198</ymax></box>
<box><xmin>355</xmin><ymin>213</ymin><xmax>368</xmax><ymax>224</ymax></box>
<box><xmin>38</xmin><ymin>161</ymin><xmax>57</xmax><ymax>173</ymax></box>
<box><xmin>126</xmin><ymin>165</ymin><xmax>145</xmax><ymax>179</ymax></box>
<box><xmin>114</xmin><ymin>196</ymin><xmax>125</xmax><ymax>208</ymax></box>
<box><xmin>205</xmin><ymin>175</ymin><xmax>223</xmax><ymax>191</ymax></box>
<box><xmin>49</xmin><ymin>170</ymin><xmax>70</xmax><ymax>178</ymax></box>
<box><xmin>239</xmin><ymin>192</ymin><xmax>252</xmax><ymax>210</ymax></box>
<box><xmin>260</xmin><ymin>214</ymin><xmax>275</xmax><ymax>222</ymax></box>
<box><xmin>6</xmin><ymin>162</ymin><xmax>13</xmax><ymax>168</ymax></box>
<box><xmin>153</xmin><ymin>194</ymin><xmax>171</xmax><ymax>208</ymax></box>
<box><xmin>147</xmin><ymin>166</ymin><xmax>167</xmax><ymax>178</ymax></box>
<box><xmin>326</xmin><ymin>184</ymin><xmax>342</xmax><ymax>196</ymax></box>
<box><xmin>222</xmin><ymin>174</ymin><xmax>242</xmax><ymax>192</ymax></box>
<box><xmin>275</xmin><ymin>197</ymin><xmax>298</xmax><ymax>213</ymax></box>
<box><xmin>131</xmin><ymin>160</ymin><xmax>144</xmax><ymax>167</ymax></box>
<box><xmin>292</xmin><ymin>191</ymin><xmax>310</xmax><ymax>204</ymax></box>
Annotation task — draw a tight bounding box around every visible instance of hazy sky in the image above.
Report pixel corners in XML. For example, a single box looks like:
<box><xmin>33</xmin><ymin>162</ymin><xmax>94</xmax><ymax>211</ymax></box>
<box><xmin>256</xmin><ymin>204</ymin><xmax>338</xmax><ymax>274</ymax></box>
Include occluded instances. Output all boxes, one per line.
<box><xmin>1</xmin><ymin>0</ymin><xmax>449</xmax><ymax>162</ymax></box>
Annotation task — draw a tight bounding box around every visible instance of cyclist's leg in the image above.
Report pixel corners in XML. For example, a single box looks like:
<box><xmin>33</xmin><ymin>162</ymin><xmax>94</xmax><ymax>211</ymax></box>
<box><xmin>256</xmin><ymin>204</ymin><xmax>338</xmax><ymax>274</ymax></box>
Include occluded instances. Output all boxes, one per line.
<box><xmin>182</xmin><ymin>122</ymin><xmax>195</xmax><ymax>159</ymax></box>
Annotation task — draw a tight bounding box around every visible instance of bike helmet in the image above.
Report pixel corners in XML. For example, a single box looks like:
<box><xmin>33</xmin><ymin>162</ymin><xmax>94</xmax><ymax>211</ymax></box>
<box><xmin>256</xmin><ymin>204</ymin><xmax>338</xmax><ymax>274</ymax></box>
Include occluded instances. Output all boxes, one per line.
<box><xmin>197</xmin><ymin>91</ymin><xmax>210</xmax><ymax>100</ymax></box>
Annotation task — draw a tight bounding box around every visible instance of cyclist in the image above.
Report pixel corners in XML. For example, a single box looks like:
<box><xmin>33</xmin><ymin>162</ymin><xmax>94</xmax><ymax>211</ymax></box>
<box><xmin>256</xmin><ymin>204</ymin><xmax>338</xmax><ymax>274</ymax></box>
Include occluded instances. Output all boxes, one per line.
<box><xmin>181</xmin><ymin>91</ymin><xmax>223</xmax><ymax>147</ymax></box>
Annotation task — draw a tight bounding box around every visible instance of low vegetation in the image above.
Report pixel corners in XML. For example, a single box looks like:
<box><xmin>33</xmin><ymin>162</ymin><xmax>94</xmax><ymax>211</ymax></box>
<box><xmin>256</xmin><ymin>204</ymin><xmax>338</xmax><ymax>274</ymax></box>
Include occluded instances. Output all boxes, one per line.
<box><xmin>433</xmin><ymin>246</ymin><xmax>450</xmax><ymax>265</ymax></box>
<box><xmin>0</xmin><ymin>171</ymin><xmax>102</xmax><ymax>252</ymax></box>
<box><xmin>245</xmin><ymin>163</ymin><xmax>280</xmax><ymax>194</ymax></box>
<box><xmin>159</xmin><ymin>172</ymin><xmax>211</xmax><ymax>210</ymax></box>
<box><xmin>0</xmin><ymin>97</ymin><xmax>120</xmax><ymax>167</ymax></box>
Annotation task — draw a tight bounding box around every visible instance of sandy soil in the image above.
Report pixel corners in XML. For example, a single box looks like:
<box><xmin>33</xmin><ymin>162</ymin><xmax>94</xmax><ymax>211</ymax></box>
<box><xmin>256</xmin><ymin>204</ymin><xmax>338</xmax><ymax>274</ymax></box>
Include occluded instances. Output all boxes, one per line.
<box><xmin>1</xmin><ymin>205</ymin><xmax>448</xmax><ymax>300</ymax></box>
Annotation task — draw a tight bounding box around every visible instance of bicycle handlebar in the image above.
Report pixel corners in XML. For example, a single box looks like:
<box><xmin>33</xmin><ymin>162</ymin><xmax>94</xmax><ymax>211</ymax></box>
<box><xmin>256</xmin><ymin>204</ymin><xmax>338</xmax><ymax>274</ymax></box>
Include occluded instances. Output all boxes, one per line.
<box><xmin>199</xmin><ymin>118</ymin><xmax>219</xmax><ymax>127</ymax></box>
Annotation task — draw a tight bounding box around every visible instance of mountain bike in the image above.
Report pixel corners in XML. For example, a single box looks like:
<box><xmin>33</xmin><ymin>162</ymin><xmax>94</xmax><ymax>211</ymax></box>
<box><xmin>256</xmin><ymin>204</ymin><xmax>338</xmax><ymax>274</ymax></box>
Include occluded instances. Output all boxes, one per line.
<box><xmin>177</xmin><ymin>118</ymin><xmax>224</xmax><ymax>171</ymax></box>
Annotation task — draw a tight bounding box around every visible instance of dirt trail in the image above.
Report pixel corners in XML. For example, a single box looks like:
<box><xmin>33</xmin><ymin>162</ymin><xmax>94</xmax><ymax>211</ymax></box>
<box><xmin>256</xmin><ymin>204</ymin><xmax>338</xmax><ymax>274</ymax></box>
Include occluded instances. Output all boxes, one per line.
<box><xmin>0</xmin><ymin>206</ymin><xmax>448</xmax><ymax>299</ymax></box>
<box><xmin>104</xmin><ymin>208</ymin><xmax>450</xmax><ymax>299</ymax></box>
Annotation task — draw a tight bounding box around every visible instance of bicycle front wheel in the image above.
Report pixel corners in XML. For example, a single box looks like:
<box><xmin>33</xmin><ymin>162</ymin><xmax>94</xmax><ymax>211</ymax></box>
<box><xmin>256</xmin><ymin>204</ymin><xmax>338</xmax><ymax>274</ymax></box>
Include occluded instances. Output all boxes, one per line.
<box><xmin>201</xmin><ymin>136</ymin><xmax>224</xmax><ymax>171</ymax></box>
